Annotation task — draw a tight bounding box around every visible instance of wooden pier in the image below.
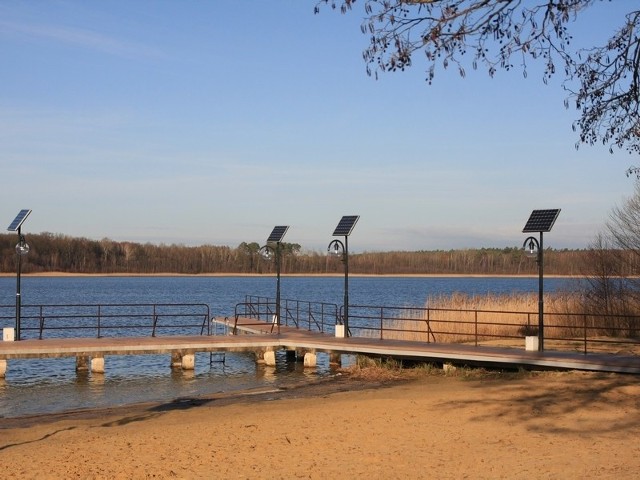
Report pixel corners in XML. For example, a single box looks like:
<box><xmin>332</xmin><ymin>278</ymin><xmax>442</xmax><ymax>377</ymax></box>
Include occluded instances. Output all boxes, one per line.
<box><xmin>2</xmin><ymin>316</ymin><xmax>640</xmax><ymax>377</ymax></box>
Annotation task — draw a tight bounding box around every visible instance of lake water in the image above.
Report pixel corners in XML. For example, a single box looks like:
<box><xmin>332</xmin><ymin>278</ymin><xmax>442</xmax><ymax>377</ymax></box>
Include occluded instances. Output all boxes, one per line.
<box><xmin>0</xmin><ymin>275</ymin><xmax>580</xmax><ymax>418</ymax></box>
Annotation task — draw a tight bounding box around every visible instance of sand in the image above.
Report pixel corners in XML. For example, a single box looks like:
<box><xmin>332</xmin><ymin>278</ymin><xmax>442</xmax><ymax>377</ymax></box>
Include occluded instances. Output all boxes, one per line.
<box><xmin>1</xmin><ymin>369</ymin><xmax>639</xmax><ymax>479</ymax></box>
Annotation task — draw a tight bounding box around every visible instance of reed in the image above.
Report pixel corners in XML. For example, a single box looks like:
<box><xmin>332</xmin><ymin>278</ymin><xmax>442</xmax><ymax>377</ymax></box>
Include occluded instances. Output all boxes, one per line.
<box><xmin>377</xmin><ymin>292</ymin><xmax>584</xmax><ymax>344</ymax></box>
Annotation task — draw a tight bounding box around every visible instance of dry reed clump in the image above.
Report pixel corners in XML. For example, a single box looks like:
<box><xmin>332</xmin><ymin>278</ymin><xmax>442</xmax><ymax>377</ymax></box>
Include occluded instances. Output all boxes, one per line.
<box><xmin>340</xmin><ymin>355</ymin><xmax>535</xmax><ymax>381</ymax></box>
<box><xmin>340</xmin><ymin>355</ymin><xmax>439</xmax><ymax>381</ymax></box>
<box><xmin>380</xmin><ymin>292</ymin><xmax>583</xmax><ymax>344</ymax></box>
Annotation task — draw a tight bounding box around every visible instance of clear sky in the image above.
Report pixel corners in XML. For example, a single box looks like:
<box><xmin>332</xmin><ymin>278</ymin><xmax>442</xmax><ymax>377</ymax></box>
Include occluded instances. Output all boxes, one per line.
<box><xmin>1</xmin><ymin>1</ymin><xmax>637</xmax><ymax>253</ymax></box>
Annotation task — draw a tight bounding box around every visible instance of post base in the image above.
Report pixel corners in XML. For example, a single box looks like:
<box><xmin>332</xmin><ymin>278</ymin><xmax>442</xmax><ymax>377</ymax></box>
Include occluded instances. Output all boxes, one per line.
<box><xmin>525</xmin><ymin>336</ymin><xmax>539</xmax><ymax>351</ymax></box>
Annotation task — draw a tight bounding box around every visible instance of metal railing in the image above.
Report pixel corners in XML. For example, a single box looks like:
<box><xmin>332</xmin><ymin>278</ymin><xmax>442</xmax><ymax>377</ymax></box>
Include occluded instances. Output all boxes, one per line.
<box><xmin>241</xmin><ymin>296</ymin><xmax>339</xmax><ymax>333</ymax></box>
<box><xmin>0</xmin><ymin>303</ymin><xmax>211</xmax><ymax>339</ymax></box>
<box><xmin>5</xmin><ymin>298</ymin><xmax>638</xmax><ymax>356</ymax></box>
<box><xmin>344</xmin><ymin>304</ymin><xmax>640</xmax><ymax>355</ymax></box>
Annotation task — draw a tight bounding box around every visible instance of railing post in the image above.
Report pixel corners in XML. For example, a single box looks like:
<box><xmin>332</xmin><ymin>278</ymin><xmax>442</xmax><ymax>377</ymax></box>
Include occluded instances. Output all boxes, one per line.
<box><xmin>97</xmin><ymin>305</ymin><xmax>101</xmax><ymax>338</ymax></box>
<box><xmin>475</xmin><ymin>309</ymin><xmax>478</xmax><ymax>347</ymax></box>
<box><xmin>152</xmin><ymin>304</ymin><xmax>157</xmax><ymax>337</ymax></box>
<box><xmin>380</xmin><ymin>307</ymin><xmax>384</xmax><ymax>340</ymax></box>
<box><xmin>38</xmin><ymin>305</ymin><xmax>44</xmax><ymax>340</ymax></box>
<box><xmin>426</xmin><ymin>308</ymin><xmax>430</xmax><ymax>343</ymax></box>
<box><xmin>583</xmin><ymin>313</ymin><xmax>588</xmax><ymax>354</ymax></box>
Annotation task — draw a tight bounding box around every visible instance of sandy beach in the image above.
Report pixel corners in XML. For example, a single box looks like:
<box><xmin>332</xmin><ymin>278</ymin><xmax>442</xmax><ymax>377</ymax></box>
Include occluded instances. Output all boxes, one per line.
<box><xmin>1</xmin><ymin>368</ymin><xmax>639</xmax><ymax>479</ymax></box>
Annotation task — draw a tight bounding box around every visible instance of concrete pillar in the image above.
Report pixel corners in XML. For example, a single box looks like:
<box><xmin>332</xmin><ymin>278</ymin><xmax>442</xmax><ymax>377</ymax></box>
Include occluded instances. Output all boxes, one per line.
<box><xmin>443</xmin><ymin>363</ymin><xmax>457</xmax><ymax>374</ymax></box>
<box><xmin>181</xmin><ymin>353</ymin><xmax>195</xmax><ymax>370</ymax></box>
<box><xmin>76</xmin><ymin>355</ymin><xmax>90</xmax><ymax>372</ymax></box>
<box><xmin>263</xmin><ymin>350</ymin><xmax>276</xmax><ymax>367</ymax></box>
<box><xmin>91</xmin><ymin>356</ymin><xmax>105</xmax><ymax>374</ymax></box>
<box><xmin>295</xmin><ymin>349</ymin><xmax>308</xmax><ymax>363</ymax></box>
<box><xmin>303</xmin><ymin>352</ymin><xmax>317</xmax><ymax>368</ymax></box>
<box><xmin>3</xmin><ymin>328</ymin><xmax>15</xmax><ymax>342</ymax></box>
<box><xmin>170</xmin><ymin>351</ymin><xmax>183</xmax><ymax>369</ymax></box>
<box><xmin>0</xmin><ymin>359</ymin><xmax>6</xmax><ymax>378</ymax></box>
<box><xmin>329</xmin><ymin>352</ymin><xmax>342</xmax><ymax>365</ymax></box>
<box><xmin>255</xmin><ymin>348</ymin><xmax>276</xmax><ymax>366</ymax></box>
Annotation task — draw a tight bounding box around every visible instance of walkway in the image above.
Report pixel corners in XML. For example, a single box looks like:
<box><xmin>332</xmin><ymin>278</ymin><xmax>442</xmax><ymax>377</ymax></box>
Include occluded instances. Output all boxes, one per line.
<box><xmin>1</xmin><ymin>316</ymin><xmax>640</xmax><ymax>375</ymax></box>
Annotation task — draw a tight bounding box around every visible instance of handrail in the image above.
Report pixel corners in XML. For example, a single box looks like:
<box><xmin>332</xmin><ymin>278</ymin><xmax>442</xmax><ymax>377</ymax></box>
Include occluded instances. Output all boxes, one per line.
<box><xmin>5</xmin><ymin>299</ymin><xmax>638</xmax><ymax>356</ymax></box>
<box><xmin>0</xmin><ymin>303</ymin><xmax>211</xmax><ymax>339</ymax></box>
<box><xmin>344</xmin><ymin>304</ymin><xmax>640</xmax><ymax>355</ymax></box>
<box><xmin>243</xmin><ymin>295</ymin><xmax>339</xmax><ymax>333</ymax></box>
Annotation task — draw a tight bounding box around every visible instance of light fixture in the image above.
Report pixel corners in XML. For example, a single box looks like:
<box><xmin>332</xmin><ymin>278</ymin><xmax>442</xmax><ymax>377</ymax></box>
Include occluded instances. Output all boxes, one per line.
<box><xmin>259</xmin><ymin>225</ymin><xmax>289</xmax><ymax>334</ymax></box>
<box><xmin>522</xmin><ymin>209</ymin><xmax>561</xmax><ymax>352</ymax></box>
<box><xmin>16</xmin><ymin>236</ymin><xmax>30</xmax><ymax>256</ymax></box>
<box><xmin>327</xmin><ymin>215</ymin><xmax>359</xmax><ymax>337</ymax></box>
<box><xmin>524</xmin><ymin>237</ymin><xmax>538</xmax><ymax>258</ymax></box>
<box><xmin>7</xmin><ymin>209</ymin><xmax>32</xmax><ymax>341</ymax></box>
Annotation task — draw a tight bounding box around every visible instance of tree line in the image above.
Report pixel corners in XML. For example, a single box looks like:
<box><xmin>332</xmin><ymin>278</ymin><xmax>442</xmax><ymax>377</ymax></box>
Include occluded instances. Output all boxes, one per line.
<box><xmin>0</xmin><ymin>232</ymin><xmax>613</xmax><ymax>276</ymax></box>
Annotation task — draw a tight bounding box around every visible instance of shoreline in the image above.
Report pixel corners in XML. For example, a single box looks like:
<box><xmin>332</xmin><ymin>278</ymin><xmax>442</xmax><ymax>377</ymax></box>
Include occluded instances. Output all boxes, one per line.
<box><xmin>0</xmin><ymin>272</ymin><xmax>577</xmax><ymax>278</ymax></box>
<box><xmin>0</xmin><ymin>373</ymin><xmax>353</xmax><ymax>427</ymax></box>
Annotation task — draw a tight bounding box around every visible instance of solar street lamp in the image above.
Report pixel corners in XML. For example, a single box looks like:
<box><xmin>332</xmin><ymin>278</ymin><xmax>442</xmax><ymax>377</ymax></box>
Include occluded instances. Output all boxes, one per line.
<box><xmin>259</xmin><ymin>226</ymin><xmax>289</xmax><ymax>334</ymax></box>
<box><xmin>327</xmin><ymin>215</ymin><xmax>359</xmax><ymax>337</ymax></box>
<box><xmin>522</xmin><ymin>209</ymin><xmax>561</xmax><ymax>352</ymax></box>
<box><xmin>7</xmin><ymin>209</ymin><xmax>32</xmax><ymax>341</ymax></box>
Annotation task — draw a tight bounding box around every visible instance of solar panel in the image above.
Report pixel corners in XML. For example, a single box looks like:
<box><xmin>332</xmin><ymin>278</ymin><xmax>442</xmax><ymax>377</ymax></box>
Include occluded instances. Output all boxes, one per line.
<box><xmin>7</xmin><ymin>209</ymin><xmax>32</xmax><ymax>232</ymax></box>
<box><xmin>522</xmin><ymin>209</ymin><xmax>561</xmax><ymax>233</ymax></box>
<box><xmin>333</xmin><ymin>215</ymin><xmax>360</xmax><ymax>236</ymax></box>
<box><xmin>266</xmin><ymin>225</ymin><xmax>289</xmax><ymax>243</ymax></box>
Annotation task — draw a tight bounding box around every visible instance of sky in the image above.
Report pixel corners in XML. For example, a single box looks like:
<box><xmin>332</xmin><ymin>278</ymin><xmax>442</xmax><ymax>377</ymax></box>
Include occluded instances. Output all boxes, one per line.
<box><xmin>1</xmin><ymin>1</ymin><xmax>638</xmax><ymax>253</ymax></box>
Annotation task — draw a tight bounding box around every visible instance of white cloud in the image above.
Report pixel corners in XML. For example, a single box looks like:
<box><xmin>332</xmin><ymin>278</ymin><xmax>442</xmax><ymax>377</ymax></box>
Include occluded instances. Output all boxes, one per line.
<box><xmin>0</xmin><ymin>20</ymin><xmax>165</xmax><ymax>59</ymax></box>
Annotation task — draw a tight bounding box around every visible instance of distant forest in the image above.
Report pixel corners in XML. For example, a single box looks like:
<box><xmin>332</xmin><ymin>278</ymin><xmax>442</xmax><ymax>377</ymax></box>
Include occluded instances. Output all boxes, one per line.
<box><xmin>0</xmin><ymin>232</ymin><xmax>619</xmax><ymax>276</ymax></box>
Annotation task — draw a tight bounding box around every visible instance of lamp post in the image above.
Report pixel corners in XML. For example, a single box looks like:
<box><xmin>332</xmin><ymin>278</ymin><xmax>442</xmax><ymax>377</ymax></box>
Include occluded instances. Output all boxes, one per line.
<box><xmin>7</xmin><ymin>209</ymin><xmax>32</xmax><ymax>342</ymax></box>
<box><xmin>260</xmin><ymin>226</ymin><xmax>289</xmax><ymax>334</ymax></box>
<box><xmin>523</xmin><ymin>235</ymin><xmax>543</xmax><ymax>351</ymax></box>
<box><xmin>522</xmin><ymin>209</ymin><xmax>561</xmax><ymax>353</ymax></box>
<box><xmin>328</xmin><ymin>239</ymin><xmax>349</xmax><ymax>335</ymax></box>
<box><xmin>328</xmin><ymin>215</ymin><xmax>359</xmax><ymax>338</ymax></box>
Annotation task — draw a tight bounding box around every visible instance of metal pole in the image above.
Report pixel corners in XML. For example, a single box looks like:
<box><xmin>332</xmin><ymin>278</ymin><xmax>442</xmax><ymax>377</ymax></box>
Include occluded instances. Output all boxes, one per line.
<box><xmin>15</xmin><ymin>227</ymin><xmax>22</xmax><ymax>341</ymax></box>
<box><xmin>276</xmin><ymin>244</ymin><xmax>281</xmax><ymax>335</ymax></box>
<box><xmin>344</xmin><ymin>235</ymin><xmax>349</xmax><ymax>337</ymax></box>
<box><xmin>538</xmin><ymin>232</ymin><xmax>544</xmax><ymax>352</ymax></box>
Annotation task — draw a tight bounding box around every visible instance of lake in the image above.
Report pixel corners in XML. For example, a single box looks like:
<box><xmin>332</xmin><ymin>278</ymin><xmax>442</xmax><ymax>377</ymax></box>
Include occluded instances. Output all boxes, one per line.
<box><xmin>0</xmin><ymin>275</ymin><xmax>580</xmax><ymax>417</ymax></box>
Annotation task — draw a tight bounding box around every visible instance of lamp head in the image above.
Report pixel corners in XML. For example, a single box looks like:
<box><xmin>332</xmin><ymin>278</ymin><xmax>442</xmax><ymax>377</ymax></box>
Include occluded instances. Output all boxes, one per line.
<box><xmin>16</xmin><ymin>237</ymin><xmax>30</xmax><ymax>256</ymax></box>
<box><xmin>260</xmin><ymin>247</ymin><xmax>274</xmax><ymax>261</ymax></box>
<box><xmin>328</xmin><ymin>240</ymin><xmax>343</xmax><ymax>257</ymax></box>
<box><xmin>523</xmin><ymin>237</ymin><xmax>539</xmax><ymax>259</ymax></box>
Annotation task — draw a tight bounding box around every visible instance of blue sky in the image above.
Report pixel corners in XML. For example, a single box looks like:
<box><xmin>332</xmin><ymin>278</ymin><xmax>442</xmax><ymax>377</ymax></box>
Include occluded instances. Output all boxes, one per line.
<box><xmin>1</xmin><ymin>1</ymin><xmax>636</xmax><ymax>252</ymax></box>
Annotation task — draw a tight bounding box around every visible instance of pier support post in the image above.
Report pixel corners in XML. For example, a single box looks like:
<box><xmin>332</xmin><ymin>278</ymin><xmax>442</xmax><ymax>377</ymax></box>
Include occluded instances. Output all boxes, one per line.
<box><xmin>170</xmin><ymin>351</ymin><xmax>182</xmax><ymax>369</ymax></box>
<box><xmin>169</xmin><ymin>351</ymin><xmax>195</xmax><ymax>371</ymax></box>
<box><xmin>91</xmin><ymin>355</ymin><xmax>105</xmax><ymax>374</ymax></box>
<box><xmin>76</xmin><ymin>355</ymin><xmax>90</xmax><ymax>372</ymax></box>
<box><xmin>255</xmin><ymin>348</ymin><xmax>276</xmax><ymax>366</ymax></box>
<box><xmin>263</xmin><ymin>350</ymin><xmax>276</xmax><ymax>367</ymax></box>
<box><xmin>303</xmin><ymin>352</ymin><xmax>317</xmax><ymax>368</ymax></box>
<box><xmin>329</xmin><ymin>352</ymin><xmax>342</xmax><ymax>365</ymax></box>
<box><xmin>181</xmin><ymin>353</ymin><xmax>195</xmax><ymax>370</ymax></box>
<box><xmin>0</xmin><ymin>359</ymin><xmax>6</xmax><ymax>378</ymax></box>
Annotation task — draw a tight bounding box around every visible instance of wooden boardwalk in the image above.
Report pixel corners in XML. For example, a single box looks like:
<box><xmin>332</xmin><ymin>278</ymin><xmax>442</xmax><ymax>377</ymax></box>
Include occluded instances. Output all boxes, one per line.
<box><xmin>1</xmin><ymin>316</ymin><xmax>640</xmax><ymax>374</ymax></box>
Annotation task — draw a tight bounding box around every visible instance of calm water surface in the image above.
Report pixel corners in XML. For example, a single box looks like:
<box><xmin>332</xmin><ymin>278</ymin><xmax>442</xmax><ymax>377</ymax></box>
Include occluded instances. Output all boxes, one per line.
<box><xmin>0</xmin><ymin>276</ymin><xmax>580</xmax><ymax>417</ymax></box>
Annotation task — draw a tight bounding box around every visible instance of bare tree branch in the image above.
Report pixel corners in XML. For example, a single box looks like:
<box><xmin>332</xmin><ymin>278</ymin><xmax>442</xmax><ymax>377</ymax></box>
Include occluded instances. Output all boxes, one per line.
<box><xmin>316</xmin><ymin>0</ymin><xmax>640</xmax><ymax>154</ymax></box>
